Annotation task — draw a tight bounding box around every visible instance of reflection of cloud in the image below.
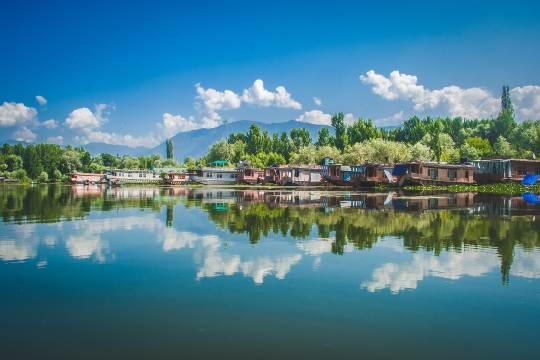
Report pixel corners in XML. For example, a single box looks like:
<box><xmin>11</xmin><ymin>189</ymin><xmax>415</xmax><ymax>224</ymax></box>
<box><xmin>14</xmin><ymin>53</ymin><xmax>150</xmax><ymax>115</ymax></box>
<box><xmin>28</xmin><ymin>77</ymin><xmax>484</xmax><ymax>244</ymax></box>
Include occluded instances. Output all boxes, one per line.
<box><xmin>0</xmin><ymin>224</ymin><xmax>38</xmax><ymax>261</ymax></box>
<box><xmin>162</xmin><ymin>229</ymin><xmax>220</xmax><ymax>252</ymax></box>
<box><xmin>196</xmin><ymin>252</ymin><xmax>302</xmax><ymax>284</ymax></box>
<box><xmin>65</xmin><ymin>234</ymin><xmax>107</xmax><ymax>262</ymax></box>
<box><xmin>362</xmin><ymin>247</ymin><xmax>500</xmax><ymax>293</ymax></box>
<box><xmin>511</xmin><ymin>248</ymin><xmax>540</xmax><ymax>279</ymax></box>
<box><xmin>296</xmin><ymin>238</ymin><xmax>333</xmax><ymax>255</ymax></box>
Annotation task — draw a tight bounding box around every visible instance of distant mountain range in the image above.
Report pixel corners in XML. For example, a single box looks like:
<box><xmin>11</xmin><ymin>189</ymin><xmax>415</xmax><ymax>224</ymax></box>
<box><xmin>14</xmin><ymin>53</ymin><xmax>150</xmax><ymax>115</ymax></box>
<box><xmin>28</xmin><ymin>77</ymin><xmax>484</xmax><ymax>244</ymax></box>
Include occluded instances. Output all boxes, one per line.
<box><xmin>84</xmin><ymin>120</ymin><xmax>331</xmax><ymax>159</ymax></box>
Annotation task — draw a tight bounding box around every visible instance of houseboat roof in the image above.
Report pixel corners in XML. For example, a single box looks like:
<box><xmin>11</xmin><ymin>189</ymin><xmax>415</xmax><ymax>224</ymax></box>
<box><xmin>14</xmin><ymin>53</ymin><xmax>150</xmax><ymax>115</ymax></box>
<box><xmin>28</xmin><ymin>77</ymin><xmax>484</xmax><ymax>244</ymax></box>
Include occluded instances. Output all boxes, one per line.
<box><xmin>198</xmin><ymin>167</ymin><xmax>238</xmax><ymax>172</ymax></box>
<box><xmin>472</xmin><ymin>158</ymin><xmax>540</xmax><ymax>164</ymax></box>
<box><xmin>406</xmin><ymin>161</ymin><xmax>475</xmax><ymax>169</ymax></box>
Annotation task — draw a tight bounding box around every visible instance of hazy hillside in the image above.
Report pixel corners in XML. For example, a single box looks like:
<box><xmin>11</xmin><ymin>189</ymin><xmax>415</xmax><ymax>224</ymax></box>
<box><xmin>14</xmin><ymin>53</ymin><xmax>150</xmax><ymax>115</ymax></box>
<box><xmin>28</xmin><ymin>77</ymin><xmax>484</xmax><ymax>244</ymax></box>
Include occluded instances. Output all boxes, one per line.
<box><xmin>147</xmin><ymin>120</ymin><xmax>331</xmax><ymax>160</ymax></box>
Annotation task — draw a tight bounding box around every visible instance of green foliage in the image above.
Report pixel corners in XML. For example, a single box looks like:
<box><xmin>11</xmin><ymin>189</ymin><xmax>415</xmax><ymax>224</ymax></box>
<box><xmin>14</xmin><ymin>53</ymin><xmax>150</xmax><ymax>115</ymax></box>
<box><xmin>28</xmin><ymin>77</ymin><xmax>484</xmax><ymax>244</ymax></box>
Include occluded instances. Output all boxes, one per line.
<box><xmin>331</xmin><ymin>113</ymin><xmax>349</xmax><ymax>151</ymax></box>
<box><xmin>464</xmin><ymin>137</ymin><xmax>493</xmax><ymax>158</ymax></box>
<box><xmin>493</xmin><ymin>136</ymin><xmax>516</xmax><ymax>157</ymax></box>
<box><xmin>342</xmin><ymin>139</ymin><xmax>412</xmax><ymax>165</ymax></box>
<box><xmin>241</xmin><ymin>152</ymin><xmax>285</xmax><ymax>167</ymax></box>
<box><xmin>347</xmin><ymin>118</ymin><xmax>381</xmax><ymax>144</ymax></box>
<box><xmin>165</xmin><ymin>139</ymin><xmax>174</xmax><ymax>159</ymax></box>
<box><xmin>38</xmin><ymin>171</ymin><xmax>49</xmax><ymax>183</ymax></box>
<box><xmin>290</xmin><ymin>128</ymin><xmax>312</xmax><ymax>151</ymax></box>
<box><xmin>315</xmin><ymin>127</ymin><xmax>335</xmax><ymax>147</ymax></box>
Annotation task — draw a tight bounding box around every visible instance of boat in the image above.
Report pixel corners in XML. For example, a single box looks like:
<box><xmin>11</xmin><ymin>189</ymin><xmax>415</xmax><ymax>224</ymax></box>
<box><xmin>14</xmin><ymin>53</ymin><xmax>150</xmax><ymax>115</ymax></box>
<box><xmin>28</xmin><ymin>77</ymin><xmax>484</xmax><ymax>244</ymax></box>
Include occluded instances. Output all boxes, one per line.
<box><xmin>237</xmin><ymin>162</ymin><xmax>266</xmax><ymax>184</ymax></box>
<box><xmin>270</xmin><ymin>165</ymin><xmax>323</xmax><ymax>186</ymax></box>
<box><xmin>394</xmin><ymin>161</ymin><xmax>475</xmax><ymax>186</ymax></box>
<box><xmin>351</xmin><ymin>163</ymin><xmax>395</xmax><ymax>187</ymax></box>
<box><xmin>70</xmin><ymin>172</ymin><xmax>106</xmax><ymax>185</ymax></box>
<box><xmin>326</xmin><ymin>164</ymin><xmax>354</xmax><ymax>186</ymax></box>
<box><xmin>106</xmin><ymin>170</ymin><xmax>162</xmax><ymax>185</ymax></box>
<box><xmin>163</xmin><ymin>170</ymin><xmax>192</xmax><ymax>185</ymax></box>
<box><xmin>472</xmin><ymin>158</ymin><xmax>540</xmax><ymax>184</ymax></box>
<box><xmin>191</xmin><ymin>167</ymin><xmax>238</xmax><ymax>185</ymax></box>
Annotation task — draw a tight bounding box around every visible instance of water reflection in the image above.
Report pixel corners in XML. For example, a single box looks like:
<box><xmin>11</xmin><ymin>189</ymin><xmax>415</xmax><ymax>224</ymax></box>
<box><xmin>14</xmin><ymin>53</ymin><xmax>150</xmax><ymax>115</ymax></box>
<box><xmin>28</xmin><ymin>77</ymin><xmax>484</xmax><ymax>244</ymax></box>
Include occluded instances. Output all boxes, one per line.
<box><xmin>1</xmin><ymin>185</ymin><xmax>540</xmax><ymax>291</ymax></box>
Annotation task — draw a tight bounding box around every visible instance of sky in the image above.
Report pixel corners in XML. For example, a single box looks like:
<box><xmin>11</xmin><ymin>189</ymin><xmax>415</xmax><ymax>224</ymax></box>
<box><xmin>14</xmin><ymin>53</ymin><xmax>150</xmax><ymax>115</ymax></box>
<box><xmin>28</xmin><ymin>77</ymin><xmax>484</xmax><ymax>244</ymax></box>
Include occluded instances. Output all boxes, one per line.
<box><xmin>1</xmin><ymin>0</ymin><xmax>540</xmax><ymax>148</ymax></box>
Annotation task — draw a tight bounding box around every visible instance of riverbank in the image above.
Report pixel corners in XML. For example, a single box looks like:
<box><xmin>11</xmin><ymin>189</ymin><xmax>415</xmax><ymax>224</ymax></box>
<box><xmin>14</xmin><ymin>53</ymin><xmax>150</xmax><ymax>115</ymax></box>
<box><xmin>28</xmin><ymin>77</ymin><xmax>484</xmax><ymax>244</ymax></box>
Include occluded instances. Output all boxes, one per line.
<box><xmin>403</xmin><ymin>183</ymin><xmax>540</xmax><ymax>195</ymax></box>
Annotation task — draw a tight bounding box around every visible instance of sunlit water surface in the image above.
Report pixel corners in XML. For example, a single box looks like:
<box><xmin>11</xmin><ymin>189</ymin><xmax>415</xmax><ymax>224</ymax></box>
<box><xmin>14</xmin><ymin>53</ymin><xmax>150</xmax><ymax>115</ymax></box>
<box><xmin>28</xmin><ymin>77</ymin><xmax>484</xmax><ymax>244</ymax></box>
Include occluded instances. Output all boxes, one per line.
<box><xmin>1</xmin><ymin>185</ymin><xmax>540</xmax><ymax>359</ymax></box>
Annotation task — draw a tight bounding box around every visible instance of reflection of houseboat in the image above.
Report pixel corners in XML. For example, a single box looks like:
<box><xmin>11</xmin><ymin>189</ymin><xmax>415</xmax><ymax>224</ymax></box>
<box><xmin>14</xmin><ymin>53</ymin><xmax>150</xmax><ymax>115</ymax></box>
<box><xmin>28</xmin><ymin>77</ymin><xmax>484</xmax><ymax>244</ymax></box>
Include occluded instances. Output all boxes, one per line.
<box><xmin>70</xmin><ymin>172</ymin><xmax>105</xmax><ymax>185</ymax></box>
<box><xmin>273</xmin><ymin>166</ymin><xmax>323</xmax><ymax>186</ymax></box>
<box><xmin>164</xmin><ymin>171</ymin><xmax>192</xmax><ymax>185</ymax></box>
<box><xmin>191</xmin><ymin>168</ymin><xmax>238</xmax><ymax>185</ymax></box>
<box><xmin>472</xmin><ymin>158</ymin><xmax>540</xmax><ymax>184</ymax></box>
<box><xmin>394</xmin><ymin>162</ymin><xmax>475</xmax><ymax>186</ymax></box>
<box><xmin>237</xmin><ymin>166</ymin><xmax>266</xmax><ymax>185</ymax></box>
<box><xmin>106</xmin><ymin>170</ymin><xmax>162</xmax><ymax>185</ymax></box>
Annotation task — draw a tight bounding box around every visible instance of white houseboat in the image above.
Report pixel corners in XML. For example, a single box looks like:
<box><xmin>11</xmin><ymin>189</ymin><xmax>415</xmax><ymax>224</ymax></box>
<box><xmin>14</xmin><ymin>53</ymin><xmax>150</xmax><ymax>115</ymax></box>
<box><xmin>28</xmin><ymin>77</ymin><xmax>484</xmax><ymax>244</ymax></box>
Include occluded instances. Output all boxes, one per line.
<box><xmin>106</xmin><ymin>170</ymin><xmax>162</xmax><ymax>185</ymax></box>
<box><xmin>191</xmin><ymin>167</ymin><xmax>238</xmax><ymax>185</ymax></box>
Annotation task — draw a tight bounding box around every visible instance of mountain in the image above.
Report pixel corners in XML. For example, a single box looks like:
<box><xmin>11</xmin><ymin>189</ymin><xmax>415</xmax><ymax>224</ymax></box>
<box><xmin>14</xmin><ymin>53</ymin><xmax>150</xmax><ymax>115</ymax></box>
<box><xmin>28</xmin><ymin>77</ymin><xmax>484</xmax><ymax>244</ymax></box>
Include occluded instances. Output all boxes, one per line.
<box><xmin>147</xmin><ymin>120</ymin><xmax>331</xmax><ymax>160</ymax></box>
<box><xmin>83</xmin><ymin>143</ymin><xmax>149</xmax><ymax>156</ymax></box>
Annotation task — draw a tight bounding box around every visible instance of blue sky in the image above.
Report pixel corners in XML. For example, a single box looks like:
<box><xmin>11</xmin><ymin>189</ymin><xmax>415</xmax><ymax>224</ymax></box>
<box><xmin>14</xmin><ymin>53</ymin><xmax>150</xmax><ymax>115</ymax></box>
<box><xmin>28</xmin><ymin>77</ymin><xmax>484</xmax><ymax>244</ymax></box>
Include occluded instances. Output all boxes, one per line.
<box><xmin>1</xmin><ymin>0</ymin><xmax>540</xmax><ymax>147</ymax></box>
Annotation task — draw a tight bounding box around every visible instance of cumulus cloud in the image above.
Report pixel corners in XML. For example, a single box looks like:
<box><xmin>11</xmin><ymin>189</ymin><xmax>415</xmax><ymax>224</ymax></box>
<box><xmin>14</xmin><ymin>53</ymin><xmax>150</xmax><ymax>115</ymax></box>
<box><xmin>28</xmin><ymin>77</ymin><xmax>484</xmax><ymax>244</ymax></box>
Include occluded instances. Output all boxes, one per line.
<box><xmin>35</xmin><ymin>95</ymin><xmax>47</xmax><ymax>106</ymax></box>
<box><xmin>297</xmin><ymin>110</ymin><xmax>331</xmax><ymax>125</ymax></box>
<box><xmin>241</xmin><ymin>79</ymin><xmax>302</xmax><ymax>110</ymax></box>
<box><xmin>360</xmin><ymin>70</ymin><xmax>502</xmax><ymax>119</ymax></box>
<box><xmin>12</xmin><ymin>126</ymin><xmax>37</xmax><ymax>142</ymax></box>
<box><xmin>374</xmin><ymin>111</ymin><xmax>405</xmax><ymax>127</ymax></box>
<box><xmin>313</xmin><ymin>97</ymin><xmax>322</xmax><ymax>106</ymax></box>
<box><xmin>0</xmin><ymin>102</ymin><xmax>38</xmax><ymax>127</ymax></box>
<box><xmin>46</xmin><ymin>135</ymin><xmax>64</xmax><ymax>145</ymax></box>
<box><xmin>65</xmin><ymin>104</ymin><xmax>111</xmax><ymax>131</ymax></box>
<box><xmin>157</xmin><ymin>113</ymin><xmax>201</xmax><ymax>138</ymax></box>
<box><xmin>510</xmin><ymin>86</ymin><xmax>540</xmax><ymax>120</ymax></box>
<box><xmin>195</xmin><ymin>83</ymin><xmax>242</xmax><ymax>127</ymax></box>
<box><xmin>41</xmin><ymin>119</ymin><xmax>58</xmax><ymax>129</ymax></box>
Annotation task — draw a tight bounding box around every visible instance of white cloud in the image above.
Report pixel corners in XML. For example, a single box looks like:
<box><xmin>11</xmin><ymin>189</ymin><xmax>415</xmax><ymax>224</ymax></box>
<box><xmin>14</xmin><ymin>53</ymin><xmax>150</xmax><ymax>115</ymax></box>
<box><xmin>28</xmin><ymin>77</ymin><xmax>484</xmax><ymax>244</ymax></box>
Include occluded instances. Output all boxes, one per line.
<box><xmin>241</xmin><ymin>79</ymin><xmax>302</xmax><ymax>109</ymax></box>
<box><xmin>12</xmin><ymin>126</ymin><xmax>37</xmax><ymax>142</ymax></box>
<box><xmin>158</xmin><ymin>112</ymin><xmax>200</xmax><ymax>137</ymax></box>
<box><xmin>46</xmin><ymin>135</ymin><xmax>64</xmax><ymax>145</ymax></box>
<box><xmin>510</xmin><ymin>85</ymin><xmax>540</xmax><ymax>120</ymax></box>
<box><xmin>35</xmin><ymin>95</ymin><xmax>47</xmax><ymax>106</ymax></box>
<box><xmin>65</xmin><ymin>104</ymin><xmax>111</xmax><ymax>131</ymax></box>
<box><xmin>374</xmin><ymin>111</ymin><xmax>405</xmax><ymax>127</ymax></box>
<box><xmin>76</xmin><ymin>130</ymin><xmax>157</xmax><ymax>148</ymax></box>
<box><xmin>195</xmin><ymin>83</ymin><xmax>242</xmax><ymax>127</ymax></box>
<box><xmin>41</xmin><ymin>119</ymin><xmax>58</xmax><ymax>129</ymax></box>
<box><xmin>313</xmin><ymin>97</ymin><xmax>322</xmax><ymax>106</ymax></box>
<box><xmin>344</xmin><ymin>112</ymin><xmax>356</xmax><ymax>125</ymax></box>
<box><xmin>360</xmin><ymin>70</ymin><xmax>501</xmax><ymax>119</ymax></box>
<box><xmin>297</xmin><ymin>110</ymin><xmax>331</xmax><ymax>125</ymax></box>
<box><xmin>0</xmin><ymin>102</ymin><xmax>38</xmax><ymax>127</ymax></box>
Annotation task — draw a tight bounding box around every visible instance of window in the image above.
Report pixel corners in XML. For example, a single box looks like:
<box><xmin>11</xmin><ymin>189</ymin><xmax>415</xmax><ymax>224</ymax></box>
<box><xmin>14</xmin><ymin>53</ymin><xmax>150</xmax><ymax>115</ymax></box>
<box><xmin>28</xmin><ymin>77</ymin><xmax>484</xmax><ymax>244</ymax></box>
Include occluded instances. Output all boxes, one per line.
<box><xmin>465</xmin><ymin>170</ymin><xmax>469</xmax><ymax>179</ymax></box>
<box><xmin>448</xmin><ymin>169</ymin><xmax>457</xmax><ymax>180</ymax></box>
<box><xmin>294</xmin><ymin>170</ymin><xmax>300</xmax><ymax>177</ymax></box>
<box><xmin>217</xmin><ymin>174</ymin><xmax>223</xmax><ymax>178</ymax></box>
<box><xmin>231</xmin><ymin>173</ymin><xmax>236</xmax><ymax>178</ymax></box>
<box><xmin>428</xmin><ymin>168</ymin><xmax>438</xmax><ymax>180</ymax></box>
<box><xmin>518</xmin><ymin>167</ymin><xmax>527</xmax><ymax>175</ymax></box>
<box><xmin>206</xmin><ymin>173</ymin><xmax>212</xmax><ymax>178</ymax></box>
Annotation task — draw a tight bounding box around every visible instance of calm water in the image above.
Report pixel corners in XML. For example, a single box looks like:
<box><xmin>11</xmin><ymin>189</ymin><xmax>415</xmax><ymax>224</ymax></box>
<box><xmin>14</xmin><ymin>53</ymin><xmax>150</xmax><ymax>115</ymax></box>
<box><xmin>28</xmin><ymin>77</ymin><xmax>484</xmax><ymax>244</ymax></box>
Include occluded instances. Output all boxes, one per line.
<box><xmin>1</xmin><ymin>185</ymin><xmax>540</xmax><ymax>359</ymax></box>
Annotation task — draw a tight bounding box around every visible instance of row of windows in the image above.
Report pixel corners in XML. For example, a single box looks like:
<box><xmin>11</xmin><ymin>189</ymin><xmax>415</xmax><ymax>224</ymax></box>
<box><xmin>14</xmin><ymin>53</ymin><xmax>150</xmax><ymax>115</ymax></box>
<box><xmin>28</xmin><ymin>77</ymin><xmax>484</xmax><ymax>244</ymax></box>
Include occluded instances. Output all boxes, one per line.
<box><xmin>205</xmin><ymin>173</ymin><xmax>237</xmax><ymax>178</ymax></box>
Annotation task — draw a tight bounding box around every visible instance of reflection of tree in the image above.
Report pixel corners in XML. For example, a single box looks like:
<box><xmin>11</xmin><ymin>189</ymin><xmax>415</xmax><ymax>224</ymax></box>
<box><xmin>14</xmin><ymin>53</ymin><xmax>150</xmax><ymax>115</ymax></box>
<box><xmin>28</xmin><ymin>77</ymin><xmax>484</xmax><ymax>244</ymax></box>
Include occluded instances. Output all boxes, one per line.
<box><xmin>203</xmin><ymin>202</ymin><xmax>540</xmax><ymax>284</ymax></box>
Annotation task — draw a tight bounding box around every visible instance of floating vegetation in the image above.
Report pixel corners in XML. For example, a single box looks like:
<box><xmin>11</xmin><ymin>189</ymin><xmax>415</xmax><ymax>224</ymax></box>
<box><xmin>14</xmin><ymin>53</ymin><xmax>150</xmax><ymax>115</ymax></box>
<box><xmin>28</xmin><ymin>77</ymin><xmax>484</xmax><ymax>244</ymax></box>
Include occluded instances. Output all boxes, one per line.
<box><xmin>403</xmin><ymin>183</ymin><xmax>540</xmax><ymax>195</ymax></box>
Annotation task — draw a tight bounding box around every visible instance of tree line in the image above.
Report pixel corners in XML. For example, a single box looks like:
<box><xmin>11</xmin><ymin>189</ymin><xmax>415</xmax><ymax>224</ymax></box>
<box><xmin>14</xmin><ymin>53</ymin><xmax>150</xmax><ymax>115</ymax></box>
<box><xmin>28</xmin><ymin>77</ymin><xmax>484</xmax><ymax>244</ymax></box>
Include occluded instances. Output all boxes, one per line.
<box><xmin>2</xmin><ymin>86</ymin><xmax>539</xmax><ymax>181</ymax></box>
<box><xmin>202</xmin><ymin>87</ymin><xmax>538</xmax><ymax>166</ymax></box>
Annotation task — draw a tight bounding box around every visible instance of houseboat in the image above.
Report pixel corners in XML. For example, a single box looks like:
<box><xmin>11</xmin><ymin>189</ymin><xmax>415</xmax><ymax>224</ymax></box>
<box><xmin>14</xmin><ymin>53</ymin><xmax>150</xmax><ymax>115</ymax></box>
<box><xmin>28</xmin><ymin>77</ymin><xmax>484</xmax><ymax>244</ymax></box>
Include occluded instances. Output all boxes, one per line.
<box><xmin>270</xmin><ymin>165</ymin><xmax>323</xmax><ymax>186</ymax></box>
<box><xmin>351</xmin><ymin>163</ymin><xmax>395</xmax><ymax>187</ymax></box>
<box><xmin>393</xmin><ymin>161</ymin><xmax>475</xmax><ymax>186</ymax></box>
<box><xmin>70</xmin><ymin>172</ymin><xmax>105</xmax><ymax>185</ymax></box>
<box><xmin>326</xmin><ymin>164</ymin><xmax>354</xmax><ymax>186</ymax></box>
<box><xmin>191</xmin><ymin>167</ymin><xmax>238</xmax><ymax>185</ymax></box>
<box><xmin>472</xmin><ymin>158</ymin><xmax>540</xmax><ymax>184</ymax></box>
<box><xmin>237</xmin><ymin>164</ymin><xmax>266</xmax><ymax>185</ymax></box>
<box><xmin>106</xmin><ymin>170</ymin><xmax>162</xmax><ymax>185</ymax></box>
<box><xmin>163</xmin><ymin>170</ymin><xmax>192</xmax><ymax>185</ymax></box>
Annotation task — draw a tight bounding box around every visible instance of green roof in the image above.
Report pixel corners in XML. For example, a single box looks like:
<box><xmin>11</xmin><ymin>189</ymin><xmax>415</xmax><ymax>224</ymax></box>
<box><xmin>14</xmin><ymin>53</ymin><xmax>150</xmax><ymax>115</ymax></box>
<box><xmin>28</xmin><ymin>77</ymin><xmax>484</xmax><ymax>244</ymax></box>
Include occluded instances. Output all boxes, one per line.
<box><xmin>210</xmin><ymin>160</ymin><xmax>228</xmax><ymax>166</ymax></box>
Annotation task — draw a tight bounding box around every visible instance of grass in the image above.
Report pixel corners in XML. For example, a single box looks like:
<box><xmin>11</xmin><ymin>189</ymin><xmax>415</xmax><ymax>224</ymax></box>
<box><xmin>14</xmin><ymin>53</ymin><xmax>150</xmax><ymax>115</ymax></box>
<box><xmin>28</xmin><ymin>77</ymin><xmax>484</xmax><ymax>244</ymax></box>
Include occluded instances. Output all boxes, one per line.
<box><xmin>403</xmin><ymin>183</ymin><xmax>540</xmax><ymax>195</ymax></box>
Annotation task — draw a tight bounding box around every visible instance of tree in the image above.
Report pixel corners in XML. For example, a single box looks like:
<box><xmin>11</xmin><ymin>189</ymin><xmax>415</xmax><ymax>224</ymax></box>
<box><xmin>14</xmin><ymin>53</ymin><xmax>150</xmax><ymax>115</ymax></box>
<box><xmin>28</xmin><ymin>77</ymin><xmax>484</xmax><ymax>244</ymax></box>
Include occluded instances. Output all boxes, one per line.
<box><xmin>38</xmin><ymin>171</ymin><xmax>49</xmax><ymax>183</ymax></box>
<box><xmin>290</xmin><ymin>128</ymin><xmax>312</xmax><ymax>151</ymax></box>
<box><xmin>246</xmin><ymin>124</ymin><xmax>262</xmax><ymax>154</ymax></box>
<box><xmin>5</xmin><ymin>154</ymin><xmax>22</xmax><ymax>171</ymax></box>
<box><xmin>489</xmin><ymin>109</ymin><xmax>516</xmax><ymax>144</ymax></box>
<box><xmin>331</xmin><ymin>113</ymin><xmax>349</xmax><ymax>151</ymax></box>
<box><xmin>464</xmin><ymin>137</ymin><xmax>493</xmax><ymax>158</ymax></box>
<box><xmin>347</xmin><ymin>118</ymin><xmax>380</xmax><ymax>144</ymax></box>
<box><xmin>501</xmin><ymin>85</ymin><xmax>514</xmax><ymax>116</ymax></box>
<box><xmin>166</xmin><ymin>139</ymin><xmax>174</xmax><ymax>159</ymax></box>
<box><xmin>206</xmin><ymin>140</ymin><xmax>235</xmax><ymax>164</ymax></box>
<box><xmin>23</xmin><ymin>145</ymin><xmax>43</xmax><ymax>179</ymax></box>
<box><xmin>53</xmin><ymin>169</ymin><xmax>63</xmax><ymax>182</ymax></box>
<box><xmin>494</xmin><ymin>136</ymin><xmax>516</xmax><ymax>157</ymax></box>
<box><xmin>315</xmin><ymin>128</ymin><xmax>334</xmax><ymax>147</ymax></box>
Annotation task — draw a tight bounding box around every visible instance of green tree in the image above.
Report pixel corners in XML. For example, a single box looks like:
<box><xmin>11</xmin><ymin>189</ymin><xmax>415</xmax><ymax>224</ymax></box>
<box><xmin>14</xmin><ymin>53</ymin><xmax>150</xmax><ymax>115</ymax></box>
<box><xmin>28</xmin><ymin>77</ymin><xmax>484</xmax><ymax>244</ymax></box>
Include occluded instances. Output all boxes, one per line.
<box><xmin>315</xmin><ymin>128</ymin><xmax>334</xmax><ymax>147</ymax></box>
<box><xmin>246</xmin><ymin>124</ymin><xmax>262</xmax><ymax>154</ymax></box>
<box><xmin>347</xmin><ymin>118</ymin><xmax>380</xmax><ymax>144</ymax></box>
<box><xmin>331</xmin><ymin>113</ymin><xmax>349</xmax><ymax>151</ymax></box>
<box><xmin>494</xmin><ymin>136</ymin><xmax>516</xmax><ymax>157</ymax></box>
<box><xmin>38</xmin><ymin>171</ymin><xmax>49</xmax><ymax>183</ymax></box>
<box><xmin>166</xmin><ymin>139</ymin><xmax>174</xmax><ymax>159</ymax></box>
<box><xmin>501</xmin><ymin>85</ymin><xmax>514</xmax><ymax>116</ymax></box>
<box><xmin>464</xmin><ymin>137</ymin><xmax>493</xmax><ymax>158</ymax></box>
<box><xmin>290</xmin><ymin>128</ymin><xmax>312</xmax><ymax>151</ymax></box>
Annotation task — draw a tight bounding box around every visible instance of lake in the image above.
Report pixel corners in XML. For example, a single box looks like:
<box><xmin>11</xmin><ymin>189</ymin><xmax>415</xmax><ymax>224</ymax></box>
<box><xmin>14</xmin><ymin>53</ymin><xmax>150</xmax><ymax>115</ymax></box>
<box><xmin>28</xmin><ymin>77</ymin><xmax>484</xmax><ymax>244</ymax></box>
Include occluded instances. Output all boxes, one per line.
<box><xmin>1</xmin><ymin>185</ymin><xmax>539</xmax><ymax>359</ymax></box>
